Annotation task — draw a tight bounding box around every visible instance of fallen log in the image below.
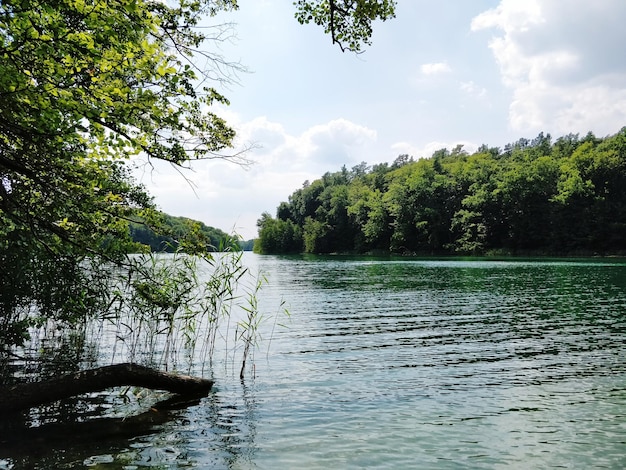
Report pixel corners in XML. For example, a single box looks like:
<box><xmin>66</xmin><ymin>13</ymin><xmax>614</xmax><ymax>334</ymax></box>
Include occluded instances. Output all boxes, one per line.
<box><xmin>0</xmin><ymin>363</ymin><xmax>213</xmax><ymax>413</ymax></box>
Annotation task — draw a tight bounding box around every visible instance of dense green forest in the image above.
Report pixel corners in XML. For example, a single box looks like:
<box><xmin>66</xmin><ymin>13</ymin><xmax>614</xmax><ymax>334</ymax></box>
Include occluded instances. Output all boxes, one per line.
<box><xmin>256</xmin><ymin>129</ymin><xmax>626</xmax><ymax>255</ymax></box>
<box><xmin>130</xmin><ymin>214</ymin><xmax>252</xmax><ymax>252</ymax></box>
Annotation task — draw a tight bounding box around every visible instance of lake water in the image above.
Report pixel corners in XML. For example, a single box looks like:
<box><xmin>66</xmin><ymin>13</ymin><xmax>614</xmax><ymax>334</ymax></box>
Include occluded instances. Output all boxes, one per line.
<box><xmin>2</xmin><ymin>255</ymin><xmax>626</xmax><ymax>469</ymax></box>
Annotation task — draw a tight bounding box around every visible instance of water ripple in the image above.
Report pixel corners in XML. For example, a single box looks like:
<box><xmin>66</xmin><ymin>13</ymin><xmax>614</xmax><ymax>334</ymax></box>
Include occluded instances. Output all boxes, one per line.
<box><xmin>232</xmin><ymin>256</ymin><xmax>626</xmax><ymax>469</ymax></box>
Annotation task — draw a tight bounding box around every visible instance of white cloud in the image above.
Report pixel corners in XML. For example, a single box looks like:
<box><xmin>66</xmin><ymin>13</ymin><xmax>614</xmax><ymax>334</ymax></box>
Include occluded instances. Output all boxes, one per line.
<box><xmin>301</xmin><ymin>119</ymin><xmax>378</xmax><ymax>168</ymax></box>
<box><xmin>389</xmin><ymin>141</ymin><xmax>422</xmax><ymax>158</ymax></box>
<box><xmin>460</xmin><ymin>81</ymin><xmax>487</xmax><ymax>100</ymax></box>
<box><xmin>472</xmin><ymin>0</ymin><xmax>626</xmax><ymax>136</ymax></box>
<box><xmin>136</xmin><ymin>117</ymin><xmax>378</xmax><ymax>239</ymax></box>
<box><xmin>237</xmin><ymin>117</ymin><xmax>377</xmax><ymax>173</ymax></box>
<box><xmin>420</xmin><ymin>62</ymin><xmax>452</xmax><ymax>76</ymax></box>
<box><xmin>390</xmin><ymin>140</ymin><xmax>479</xmax><ymax>160</ymax></box>
<box><xmin>235</xmin><ymin>116</ymin><xmax>287</xmax><ymax>151</ymax></box>
<box><xmin>471</xmin><ymin>0</ymin><xmax>543</xmax><ymax>33</ymax></box>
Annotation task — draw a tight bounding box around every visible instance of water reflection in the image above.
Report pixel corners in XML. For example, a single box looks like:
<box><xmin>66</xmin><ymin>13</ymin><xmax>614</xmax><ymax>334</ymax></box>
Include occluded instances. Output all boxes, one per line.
<box><xmin>247</xmin><ymin>255</ymin><xmax>626</xmax><ymax>468</ymax></box>
<box><xmin>0</xmin><ymin>382</ymin><xmax>261</xmax><ymax>469</ymax></box>
<box><xmin>0</xmin><ymin>394</ymin><xmax>189</xmax><ymax>468</ymax></box>
<box><xmin>0</xmin><ymin>324</ymin><xmax>260</xmax><ymax>469</ymax></box>
<box><xmin>2</xmin><ymin>255</ymin><xmax>626</xmax><ymax>468</ymax></box>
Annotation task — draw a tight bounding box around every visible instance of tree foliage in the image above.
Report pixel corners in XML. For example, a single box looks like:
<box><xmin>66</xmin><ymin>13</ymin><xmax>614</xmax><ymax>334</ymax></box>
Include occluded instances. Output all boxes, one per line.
<box><xmin>129</xmin><ymin>213</ymin><xmax>239</xmax><ymax>253</ymax></box>
<box><xmin>253</xmin><ymin>212</ymin><xmax>302</xmax><ymax>254</ymax></box>
<box><xmin>294</xmin><ymin>0</ymin><xmax>396</xmax><ymax>52</ymax></box>
<box><xmin>257</xmin><ymin>129</ymin><xmax>626</xmax><ymax>256</ymax></box>
<box><xmin>0</xmin><ymin>0</ymin><xmax>245</xmax><ymax>350</ymax></box>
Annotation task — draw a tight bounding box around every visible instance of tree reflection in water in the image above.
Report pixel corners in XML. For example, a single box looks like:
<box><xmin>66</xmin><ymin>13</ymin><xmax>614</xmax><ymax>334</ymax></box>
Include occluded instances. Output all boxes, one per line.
<box><xmin>0</xmin><ymin>325</ymin><xmax>260</xmax><ymax>469</ymax></box>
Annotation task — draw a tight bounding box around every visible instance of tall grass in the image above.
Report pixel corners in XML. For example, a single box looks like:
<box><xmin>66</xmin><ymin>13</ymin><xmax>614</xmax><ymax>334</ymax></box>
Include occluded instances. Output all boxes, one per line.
<box><xmin>103</xmin><ymin>245</ymin><xmax>286</xmax><ymax>379</ymax></box>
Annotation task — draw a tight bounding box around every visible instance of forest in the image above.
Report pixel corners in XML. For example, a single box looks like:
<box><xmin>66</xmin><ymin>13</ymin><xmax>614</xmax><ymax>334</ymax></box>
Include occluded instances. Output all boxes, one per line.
<box><xmin>256</xmin><ymin>129</ymin><xmax>626</xmax><ymax>256</ymax></box>
<box><xmin>129</xmin><ymin>213</ymin><xmax>240</xmax><ymax>253</ymax></box>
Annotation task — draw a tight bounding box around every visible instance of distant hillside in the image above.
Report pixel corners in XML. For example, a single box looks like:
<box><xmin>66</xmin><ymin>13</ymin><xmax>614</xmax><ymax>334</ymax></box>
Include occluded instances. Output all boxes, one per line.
<box><xmin>130</xmin><ymin>213</ymin><xmax>241</xmax><ymax>252</ymax></box>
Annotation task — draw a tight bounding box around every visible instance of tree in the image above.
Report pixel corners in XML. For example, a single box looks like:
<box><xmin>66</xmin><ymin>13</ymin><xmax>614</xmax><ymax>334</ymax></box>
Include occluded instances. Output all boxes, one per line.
<box><xmin>496</xmin><ymin>156</ymin><xmax>559</xmax><ymax>251</ymax></box>
<box><xmin>294</xmin><ymin>0</ymin><xmax>396</xmax><ymax>52</ymax></box>
<box><xmin>129</xmin><ymin>213</ymin><xmax>238</xmax><ymax>252</ymax></box>
<box><xmin>0</xmin><ymin>363</ymin><xmax>214</xmax><ymax>413</ymax></box>
<box><xmin>384</xmin><ymin>158</ymin><xmax>460</xmax><ymax>253</ymax></box>
<box><xmin>347</xmin><ymin>181</ymin><xmax>389</xmax><ymax>251</ymax></box>
<box><xmin>0</xmin><ymin>0</ymin><xmax>247</xmax><ymax>350</ymax></box>
<box><xmin>259</xmin><ymin>130</ymin><xmax>626</xmax><ymax>257</ymax></box>
<box><xmin>255</xmin><ymin>212</ymin><xmax>302</xmax><ymax>254</ymax></box>
<box><xmin>303</xmin><ymin>216</ymin><xmax>331</xmax><ymax>253</ymax></box>
<box><xmin>449</xmin><ymin>150</ymin><xmax>506</xmax><ymax>252</ymax></box>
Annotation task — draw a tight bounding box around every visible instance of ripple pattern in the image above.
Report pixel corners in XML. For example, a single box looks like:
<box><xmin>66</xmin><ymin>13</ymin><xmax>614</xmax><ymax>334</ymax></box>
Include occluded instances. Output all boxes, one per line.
<box><xmin>232</xmin><ymin>257</ymin><xmax>626</xmax><ymax>469</ymax></box>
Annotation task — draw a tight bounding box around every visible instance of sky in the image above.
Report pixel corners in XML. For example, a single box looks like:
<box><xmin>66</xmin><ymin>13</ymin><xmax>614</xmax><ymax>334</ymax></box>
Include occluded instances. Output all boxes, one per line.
<box><xmin>134</xmin><ymin>0</ymin><xmax>626</xmax><ymax>240</ymax></box>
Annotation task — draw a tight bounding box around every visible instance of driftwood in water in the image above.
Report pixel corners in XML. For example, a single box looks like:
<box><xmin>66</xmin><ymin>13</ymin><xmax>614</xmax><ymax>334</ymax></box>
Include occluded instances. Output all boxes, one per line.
<box><xmin>0</xmin><ymin>363</ymin><xmax>213</xmax><ymax>413</ymax></box>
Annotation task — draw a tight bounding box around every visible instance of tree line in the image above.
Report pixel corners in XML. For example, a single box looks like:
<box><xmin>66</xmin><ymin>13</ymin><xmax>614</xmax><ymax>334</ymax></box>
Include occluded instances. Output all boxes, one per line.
<box><xmin>255</xmin><ymin>129</ymin><xmax>626</xmax><ymax>256</ymax></box>
<box><xmin>129</xmin><ymin>213</ymin><xmax>240</xmax><ymax>253</ymax></box>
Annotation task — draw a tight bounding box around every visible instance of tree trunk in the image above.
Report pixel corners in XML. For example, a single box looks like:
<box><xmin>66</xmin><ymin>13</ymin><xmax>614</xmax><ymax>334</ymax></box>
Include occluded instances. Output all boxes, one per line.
<box><xmin>0</xmin><ymin>363</ymin><xmax>213</xmax><ymax>413</ymax></box>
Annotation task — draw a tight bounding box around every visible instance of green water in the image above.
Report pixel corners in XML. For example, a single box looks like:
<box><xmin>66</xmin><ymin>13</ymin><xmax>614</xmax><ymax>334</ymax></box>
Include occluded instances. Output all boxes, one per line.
<box><xmin>2</xmin><ymin>255</ymin><xmax>626</xmax><ymax>468</ymax></box>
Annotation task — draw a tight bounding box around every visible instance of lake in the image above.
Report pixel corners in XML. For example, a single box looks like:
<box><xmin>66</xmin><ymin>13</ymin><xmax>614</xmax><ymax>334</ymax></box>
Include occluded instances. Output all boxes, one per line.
<box><xmin>2</xmin><ymin>254</ymin><xmax>626</xmax><ymax>469</ymax></box>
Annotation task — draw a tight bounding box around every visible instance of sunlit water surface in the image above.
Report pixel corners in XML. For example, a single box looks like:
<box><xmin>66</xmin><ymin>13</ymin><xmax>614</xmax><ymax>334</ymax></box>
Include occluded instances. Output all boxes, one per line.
<box><xmin>2</xmin><ymin>254</ymin><xmax>626</xmax><ymax>469</ymax></box>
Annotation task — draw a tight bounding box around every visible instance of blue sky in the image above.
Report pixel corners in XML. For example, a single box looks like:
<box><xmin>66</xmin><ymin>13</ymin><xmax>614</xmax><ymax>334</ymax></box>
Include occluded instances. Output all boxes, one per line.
<box><xmin>135</xmin><ymin>0</ymin><xmax>626</xmax><ymax>239</ymax></box>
